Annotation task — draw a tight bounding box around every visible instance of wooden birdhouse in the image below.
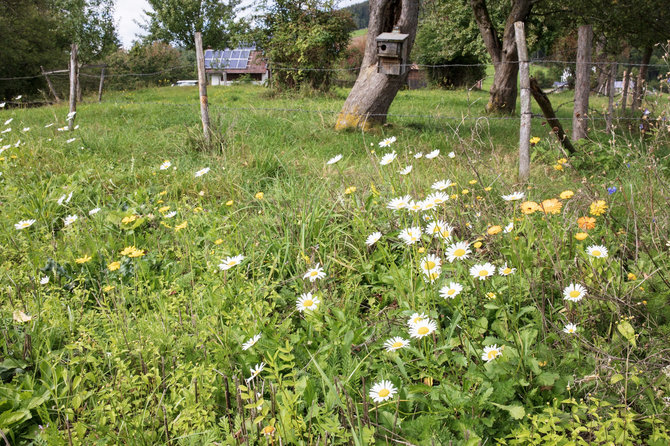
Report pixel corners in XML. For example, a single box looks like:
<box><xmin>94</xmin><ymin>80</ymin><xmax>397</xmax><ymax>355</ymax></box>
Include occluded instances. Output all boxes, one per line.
<box><xmin>375</xmin><ymin>27</ymin><xmax>409</xmax><ymax>76</ymax></box>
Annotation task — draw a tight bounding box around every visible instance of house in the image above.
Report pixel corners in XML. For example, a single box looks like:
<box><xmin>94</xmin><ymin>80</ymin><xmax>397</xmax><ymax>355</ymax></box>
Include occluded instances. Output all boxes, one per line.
<box><xmin>204</xmin><ymin>46</ymin><xmax>269</xmax><ymax>86</ymax></box>
<box><xmin>614</xmin><ymin>80</ymin><xmax>635</xmax><ymax>92</ymax></box>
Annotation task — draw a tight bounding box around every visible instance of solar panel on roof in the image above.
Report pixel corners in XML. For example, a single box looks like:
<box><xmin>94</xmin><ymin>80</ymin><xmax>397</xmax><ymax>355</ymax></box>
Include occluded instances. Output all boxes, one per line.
<box><xmin>204</xmin><ymin>47</ymin><xmax>255</xmax><ymax>71</ymax></box>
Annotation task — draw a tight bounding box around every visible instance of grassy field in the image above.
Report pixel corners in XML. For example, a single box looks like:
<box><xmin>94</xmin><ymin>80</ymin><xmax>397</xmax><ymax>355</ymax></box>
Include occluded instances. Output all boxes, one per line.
<box><xmin>1</xmin><ymin>84</ymin><xmax>669</xmax><ymax>445</ymax></box>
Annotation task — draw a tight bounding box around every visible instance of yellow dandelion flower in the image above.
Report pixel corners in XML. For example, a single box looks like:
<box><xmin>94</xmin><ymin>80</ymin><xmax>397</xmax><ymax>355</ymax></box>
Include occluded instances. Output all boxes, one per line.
<box><xmin>120</xmin><ymin>246</ymin><xmax>137</xmax><ymax>256</ymax></box>
<box><xmin>574</xmin><ymin>232</ymin><xmax>588</xmax><ymax>240</ymax></box>
<box><xmin>560</xmin><ymin>190</ymin><xmax>574</xmax><ymax>199</ymax></box>
<box><xmin>121</xmin><ymin>215</ymin><xmax>137</xmax><ymax>225</ymax></box>
<box><xmin>158</xmin><ymin>206</ymin><xmax>170</xmax><ymax>213</ymax></box>
<box><xmin>589</xmin><ymin>200</ymin><xmax>608</xmax><ymax>216</ymax></box>
<box><xmin>530</xmin><ymin>136</ymin><xmax>541</xmax><ymax>145</ymax></box>
<box><xmin>461</xmin><ymin>189</ymin><xmax>469</xmax><ymax>194</ymax></box>
<box><xmin>255</xmin><ymin>192</ymin><xmax>264</xmax><ymax>200</ymax></box>
<box><xmin>577</xmin><ymin>216</ymin><xmax>596</xmax><ymax>230</ymax></box>
<box><xmin>226</xmin><ymin>200</ymin><xmax>234</xmax><ymax>206</ymax></box>
<box><xmin>127</xmin><ymin>249</ymin><xmax>144</xmax><ymax>258</ymax></box>
<box><xmin>344</xmin><ymin>186</ymin><xmax>356</xmax><ymax>194</ymax></box>
<box><xmin>553</xmin><ymin>164</ymin><xmax>564</xmax><ymax>171</ymax></box>
<box><xmin>487</xmin><ymin>225</ymin><xmax>502</xmax><ymax>235</ymax></box>
<box><xmin>214</xmin><ymin>239</ymin><xmax>224</xmax><ymax>245</ymax></box>
<box><xmin>76</xmin><ymin>255</ymin><xmax>92</xmax><ymax>264</ymax></box>
<box><xmin>484</xmin><ymin>186</ymin><xmax>492</xmax><ymax>191</ymax></box>
<box><xmin>540</xmin><ymin>198</ymin><xmax>562</xmax><ymax>215</ymax></box>
<box><xmin>417</xmin><ymin>247</ymin><xmax>426</xmax><ymax>254</ymax></box>
<box><xmin>520</xmin><ymin>201</ymin><xmax>539</xmax><ymax>214</ymax></box>
<box><xmin>473</xmin><ymin>241</ymin><xmax>483</xmax><ymax>249</ymax></box>
<box><xmin>193</xmin><ymin>206</ymin><xmax>202</xmax><ymax>213</ymax></box>
<box><xmin>627</xmin><ymin>273</ymin><xmax>637</xmax><ymax>281</ymax></box>
<box><xmin>159</xmin><ymin>190</ymin><xmax>167</xmax><ymax>196</ymax></box>
<box><xmin>108</xmin><ymin>261</ymin><xmax>121</xmax><ymax>271</ymax></box>
<box><xmin>160</xmin><ymin>221</ymin><xmax>172</xmax><ymax>228</ymax></box>
<box><xmin>450</xmin><ymin>194</ymin><xmax>459</xmax><ymax>200</ymax></box>
<box><xmin>102</xmin><ymin>285</ymin><xmax>115</xmax><ymax>292</ymax></box>
<box><xmin>174</xmin><ymin>221</ymin><xmax>188</xmax><ymax>231</ymax></box>
<box><xmin>469</xmin><ymin>180</ymin><xmax>477</xmax><ymax>185</ymax></box>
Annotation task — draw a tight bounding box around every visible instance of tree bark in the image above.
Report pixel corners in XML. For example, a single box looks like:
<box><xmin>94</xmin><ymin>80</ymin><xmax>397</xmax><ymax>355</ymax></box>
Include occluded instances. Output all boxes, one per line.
<box><xmin>471</xmin><ymin>0</ymin><xmax>533</xmax><ymax>114</ymax></box>
<box><xmin>621</xmin><ymin>64</ymin><xmax>631</xmax><ymax>111</ymax></box>
<box><xmin>572</xmin><ymin>25</ymin><xmax>593</xmax><ymax>141</ymax></box>
<box><xmin>195</xmin><ymin>32</ymin><xmax>211</xmax><ymax>143</ymax></box>
<box><xmin>41</xmin><ymin>66</ymin><xmax>60</xmax><ymax>103</ymax></box>
<box><xmin>606</xmin><ymin>62</ymin><xmax>616</xmax><ymax>133</ymax></box>
<box><xmin>336</xmin><ymin>0</ymin><xmax>419</xmax><ymax>130</ymax></box>
<box><xmin>529</xmin><ymin>77</ymin><xmax>575</xmax><ymax>154</ymax></box>
<box><xmin>631</xmin><ymin>45</ymin><xmax>653</xmax><ymax>113</ymax></box>
<box><xmin>68</xmin><ymin>44</ymin><xmax>78</xmax><ymax>132</ymax></box>
<box><xmin>514</xmin><ymin>22</ymin><xmax>530</xmax><ymax>182</ymax></box>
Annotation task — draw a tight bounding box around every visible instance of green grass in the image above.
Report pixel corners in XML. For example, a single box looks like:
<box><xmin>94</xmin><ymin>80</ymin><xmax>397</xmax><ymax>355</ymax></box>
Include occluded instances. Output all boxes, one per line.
<box><xmin>351</xmin><ymin>28</ymin><xmax>368</xmax><ymax>38</ymax></box>
<box><xmin>0</xmin><ymin>84</ymin><xmax>669</xmax><ymax>445</ymax></box>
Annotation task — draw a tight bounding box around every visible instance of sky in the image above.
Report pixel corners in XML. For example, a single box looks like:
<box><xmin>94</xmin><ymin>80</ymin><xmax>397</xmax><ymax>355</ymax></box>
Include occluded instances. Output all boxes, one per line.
<box><xmin>114</xmin><ymin>0</ymin><xmax>363</xmax><ymax>48</ymax></box>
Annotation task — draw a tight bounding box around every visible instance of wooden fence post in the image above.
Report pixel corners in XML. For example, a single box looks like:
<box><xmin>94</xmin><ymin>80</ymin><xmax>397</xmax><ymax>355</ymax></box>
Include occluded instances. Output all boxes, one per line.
<box><xmin>572</xmin><ymin>25</ymin><xmax>593</xmax><ymax>141</ymax></box>
<box><xmin>98</xmin><ymin>66</ymin><xmax>105</xmax><ymax>102</ymax></box>
<box><xmin>606</xmin><ymin>62</ymin><xmax>617</xmax><ymax>133</ymax></box>
<box><xmin>514</xmin><ymin>21</ymin><xmax>530</xmax><ymax>182</ymax></box>
<box><xmin>41</xmin><ymin>66</ymin><xmax>60</xmax><ymax>103</ymax></box>
<box><xmin>68</xmin><ymin>43</ymin><xmax>78</xmax><ymax>131</ymax></box>
<box><xmin>194</xmin><ymin>32</ymin><xmax>211</xmax><ymax>143</ymax></box>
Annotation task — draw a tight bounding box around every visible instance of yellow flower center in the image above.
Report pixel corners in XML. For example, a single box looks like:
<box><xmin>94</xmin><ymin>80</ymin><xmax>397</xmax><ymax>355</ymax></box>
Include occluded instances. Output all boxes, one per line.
<box><xmin>454</xmin><ymin>248</ymin><xmax>466</xmax><ymax>257</ymax></box>
<box><xmin>425</xmin><ymin>261</ymin><xmax>436</xmax><ymax>270</ymax></box>
<box><xmin>429</xmin><ymin>273</ymin><xmax>439</xmax><ymax>281</ymax></box>
<box><xmin>378</xmin><ymin>389</ymin><xmax>390</xmax><ymax>397</ymax></box>
<box><xmin>303</xmin><ymin>299</ymin><xmax>313</xmax><ymax>307</ymax></box>
<box><xmin>310</xmin><ymin>271</ymin><xmax>318</xmax><ymax>277</ymax></box>
<box><xmin>418</xmin><ymin>326</ymin><xmax>429</xmax><ymax>335</ymax></box>
<box><xmin>392</xmin><ymin>341</ymin><xmax>403</xmax><ymax>348</ymax></box>
<box><xmin>487</xmin><ymin>350</ymin><xmax>499</xmax><ymax>359</ymax></box>
<box><xmin>478</xmin><ymin>270</ymin><xmax>489</xmax><ymax>277</ymax></box>
<box><xmin>228</xmin><ymin>261</ymin><xmax>236</xmax><ymax>266</ymax></box>
<box><xmin>592</xmin><ymin>250</ymin><xmax>601</xmax><ymax>257</ymax></box>
<box><xmin>448</xmin><ymin>289</ymin><xmax>456</xmax><ymax>295</ymax></box>
<box><xmin>569</xmin><ymin>290</ymin><xmax>580</xmax><ymax>298</ymax></box>
<box><xmin>503</xmin><ymin>268</ymin><xmax>512</xmax><ymax>274</ymax></box>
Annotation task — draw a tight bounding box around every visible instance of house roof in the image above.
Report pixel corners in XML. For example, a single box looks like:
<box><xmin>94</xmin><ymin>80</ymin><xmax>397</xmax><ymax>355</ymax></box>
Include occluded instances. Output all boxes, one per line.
<box><xmin>205</xmin><ymin>48</ymin><xmax>267</xmax><ymax>74</ymax></box>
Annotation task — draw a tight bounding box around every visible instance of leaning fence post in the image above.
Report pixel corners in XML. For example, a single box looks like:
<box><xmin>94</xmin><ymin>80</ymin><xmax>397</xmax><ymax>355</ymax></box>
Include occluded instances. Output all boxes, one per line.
<box><xmin>514</xmin><ymin>21</ymin><xmax>531</xmax><ymax>182</ymax></box>
<box><xmin>606</xmin><ymin>62</ymin><xmax>617</xmax><ymax>133</ymax></box>
<box><xmin>41</xmin><ymin>66</ymin><xmax>60</xmax><ymax>103</ymax></box>
<box><xmin>68</xmin><ymin>43</ymin><xmax>78</xmax><ymax>131</ymax></box>
<box><xmin>98</xmin><ymin>66</ymin><xmax>106</xmax><ymax>103</ymax></box>
<box><xmin>194</xmin><ymin>32</ymin><xmax>211</xmax><ymax>144</ymax></box>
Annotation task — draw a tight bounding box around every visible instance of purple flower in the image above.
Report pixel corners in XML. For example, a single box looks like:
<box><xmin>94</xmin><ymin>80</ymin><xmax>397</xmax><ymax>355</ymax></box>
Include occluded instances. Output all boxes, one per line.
<box><xmin>607</xmin><ymin>186</ymin><xmax>617</xmax><ymax>195</ymax></box>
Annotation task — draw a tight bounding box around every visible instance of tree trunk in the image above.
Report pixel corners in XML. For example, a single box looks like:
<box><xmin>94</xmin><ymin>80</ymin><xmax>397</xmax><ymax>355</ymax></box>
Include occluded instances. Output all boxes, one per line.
<box><xmin>631</xmin><ymin>45</ymin><xmax>653</xmax><ymax>113</ymax></box>
<box><xmin>529</xmin><ymin>77</ymin><xmax>575</xmax><ymax>154</ymax></box>
<box><xmin>572</xmin><ymin>25</ymin><xmax>593</xmax><ymax>141</ymax></box>
<box><xmin>336</xmin><ymin>0</ymin><xmax>419</xmax><ymax>130</ymax></box>
<box><xmin>41</xmin><ymin>66</ymin><xmax>60</xmax><ymax>103</ymax></box>
<box><xmin>68</xmin><ymin>44</ymin><xmax>78</xmax><ymax>132</ymax></box>
<box><xmin>471</xmin><ymin>0</ymin><xmax>533</xmax><ymax>114</ymax></box>
<box><xmin>606</xmin><ymin>62</ymin><xmax>616</xmax><ymax>133</ymax></box>
<box><xmin>621</xmin><ymin>64</ymin><xmax>631</xmax><ymax>111</ymax></box>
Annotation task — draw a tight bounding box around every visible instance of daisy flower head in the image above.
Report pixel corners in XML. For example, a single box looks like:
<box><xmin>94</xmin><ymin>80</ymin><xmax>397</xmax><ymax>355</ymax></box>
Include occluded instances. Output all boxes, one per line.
<box><xmin>88</xmin><ymin>207</ymin><xmax>101</xmax><ymax>215</ymax></box>
<box><xmin>40</xmin><ymin>276</ymin><xmax>49</xmax><ymax>285</ymax></box>
<box><xmin>407</xmin><ymin>200</ymin><xmax>423</xmax><ymax>212</ymax></box>
<box><xmin>296</xmin><ymin>292</ymin><xmax>321</xmax><ymax>312</ymax></box>
<box><xmin>407</xmin><ymin>312</ymin><xmax>428</xmax><ymax>327</ymax></box>
<box><xmin>448</xmin><ymin>151</ymin><xmax>455</xmax><ymax>158</ymax></box>
<box><xmin>64</xmin><ymin>215</ymin><xmax>78</xmax><ymax>226</ymax></box>
<box><xmin>469</xmin><ymin>263</ymin><xmax>495</xmax><ymax>280</ymax></box>
<box><xmin>445</xmin><ymin>241</ymin><xmax>471</xmax><ymax>262</ymax></box>
<box><xmin>242</xmin><ymin>333</ymin><xmax>261</xmax><ymax>351</ymax></box>
<box><xmin>586</xmin><ymin>245</ymin><xmax>608</xmax><ymax>259</ymax></box>
<box><xmin>413</xmin><ymin>152</ymin><xmax>423</xmax><ymax>159</ymax></box>
<box><xmin>563</xmin><ymin>323</ymin><xmax>578</xmax><ymax>334</ymax></box>
<box><xmin>499</xmin><ymin>263</ymin><xmax>516</xmax><ymax>276</ymax></box>
<box><xmin>440</xmin><ymin>282</ymin><xmax>463</xmax><ymax>299</ymax></box>
<box><xmin>424</xmin><ymin>270</ymin><xmax>441</xmax><ymax>284</ymax></box>
<box><xmin>420</xmin><ymin>199</ymin><xmax>437</xmax><ymax>212</ymax></box>
<box><xmin>379</xmin><ymin>151</ymin><xmax>397</xmax><ymax>166</ymax></box>
<box><xmin>164</xmin><ymin>211</ymin><xmax>177</xmax><ymax>218</ymax></box>
<box><xmin>245</xmin><ymin>362</ymin><xmax>265</xmax><ymax>383</ymax></box>
<box><xmin>425</xmin><ymin>220</ymin><xmax>453</xmax><ymax>239</ymax></box>
<box><xmin>160</xmin><ymin>160</ymin><xmax>171</xmax><ymax>170</ymax></box>
<box><xmin>13</xmin><ymin>310</ymin><xmax>32</xmax><ymax>323</ymax></box>
<box><xmin>384</xmin><ymin>337</ymin><xmax>409</xmax><ymax>352</ymax></box>
<box><xmin>387</xmin><ymin>195</ymin><xmax>412</xmax><ymax>211</ymax></box>
<box><xmin>481</xmin><ymin>344</ymin><xmax>503</xmax><ymax>362</ymax></box>
<box><xmin>219</xmin><ymin>254</ymin><xmax>245</xmax><ymax>271</ymax></box>
<box><xmin>303</xmin><ymin>263</ymin><xmax>326</xmax><ymax>282</ymax></box>
<box><xmin>369</xmin><ymin>380</ymin><xmax>397</xmax><ymax>403</ymax></box>
<box><xmin>378</xmin><ymin>136</ymin><xmax>396</xmax><ymax>147</ymax></box>
<box><xmin>563</xmin><ymin>283</ymin><xmax>587</xmax><ymax>302</ymax></box>
<box><xmin>326</xmin><ymin>154</ymin><xmax>343</xmax><ymax>165</ymax></box>
<box><xmin>504</xmin><ymin>222</ymin><xmax>514</xmax><ymax>233</ymax></box>
<box><xmin>399</xmin><ymin>165</ymin><xmax>412</xmax><ymax>175</ymax></box>
<box><xmin>194</xmin><ymin>167</ymin><xmax>210</xmax><ymax>177</ymax></box>
<box><xmin>432</xmin><ymin>179</ymin><xmax>453</xmax><ymax>191</ymax></box>
<box><xmin>420</xmin><ymin>254</ymin><xmax>442</xmax><ymax>276</ymax></box>
<box><xmin>399</xmin><ymin>227</ymin><xmax>423</xmax><ymax>245</ymax></box>
<box><xmin>502</xmin><ymin>192</ymin><xmax>525</xmax><ymax>201</ymax></box>
<box><xmin>425</xmin><ymin>149</ymin><xmax>440</xmax><ymax>159</ymax></box>
<box><xmin>409</xmin><ymin>318</ymin><xmax>438</xmax><ymax>338</ymax></box>
<box><xmin>15</xmin><ymin>219</ymin><xmax>36</xmax><ymax>230</ymax></box>
<box><xmin>427</xmin><ymin>191</ymin><xmax>449</xmax><ymax>205</ymax></box>
<box><xmin>365</xmin><ymin>231</ymin><xmax>382</xmax><ymax>246</ymax></box>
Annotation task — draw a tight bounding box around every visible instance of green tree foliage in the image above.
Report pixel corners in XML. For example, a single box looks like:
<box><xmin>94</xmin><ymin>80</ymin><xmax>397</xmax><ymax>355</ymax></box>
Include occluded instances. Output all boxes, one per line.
<box><xmin>254</xmin><ymin>0</ymin><xmax>356</xmax><ymax>91</ymax></box>
<box><xmin>142</xmin><ymin>0</ymin><xmax>242</xmax><ymax>50</ymax></box>
<box><xmin>343</xmin><ymin>1</ymin><xmax>370</xmax><ymax>30</ymax></box>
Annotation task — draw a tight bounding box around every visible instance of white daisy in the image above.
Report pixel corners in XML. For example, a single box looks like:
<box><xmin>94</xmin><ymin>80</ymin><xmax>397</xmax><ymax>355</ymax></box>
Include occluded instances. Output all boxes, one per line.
<box><xmin>365</xmin><ymin>232</ymin><xmax>382</xmax><ymax>246</ymax></box>
<box><xmin>563</xmin><ymin>323</ymin><xmax>578</xmax><ymax>334</ymax></box>
<box><xmin>469</xmin><ymin>263</ymin><xmax>495</xmax><ymax>280</ymax></box>
<box><xmin>586</xmin><ymin>245</ymin><xmax>608</xmax><ymax>258</ymax></box>
<box><xmin>503</xmin><ymin>222</ymin><xmax>514</xmax><ymax>233</ymax></box>
<box><xmin>440</xmin><ymin>282</ymin><xmax>463</xmax><ymax>299</ymax></box>
<box><xmin>378</xmin><ymin>136</ymin><xmax>396</xmax><ymax>147</ymax></box>
<box><xmin>160</xmin><ymin>160</ymin><xmax>171</xmax><ymax>170</ymax></box>
<box><xmin>481</xmin><ymin>344</ymin><xmax>503</xmax><ymax>362</ymax></box>
<box><xmin>164</xmin><ymin>211</ymin><xmax>177</xmax><ymax>218</ymax></box>
<box><xmin>383</xmin><ymin>337</ymin><xmax>409</xmax><ymax>352</ymax></box>
<box><xmin>40</xmin><ymin>276</ymin><xmax>50</xmax><ymax>285</ymax></box>
<box><xmin>379</xmin><ymin>151</ymin><xmax>397</xmax><ymax>166</ymax></box>
<box><xmin>303</xmin><ymin>263</ymin><xmax>326</xmax><ymax>282</ymax></box>
<box><xmin>296</xmin><ymin>292</ymin><xmax>320</xmax><ymax>312</ymax></box>
<box><xmin>245</xmin><ymin>362</ymin><xmax>265</xmax><ymax>383</ymax></box>
<box><xmin>22</xmin><ymin>127</ymin><xmax>30</xmax><ymax>132</ymax></box>
<box><xmin>63</xmin><ymin>215</ymin><xmax>78</xmax><ymax>226</ymax></box>
<box><xmin>502</xmin><ymin>192</ymin><xmax>525</xmax><ymax>201</ymax></box>
<box><xmin>407</xmin><ymin>312</ymin><xmax>428</xmax><ymax>327</ymax></box>
<box><xmin>563</xmin><ymin>283</ymin><xmax>587</xmax><ymax>302</ymax></box>
<box><xmin>66</xmin><ymin>111</ymin><xmax>76</xmax><ymax>121</ymax></box>
<box><xmin>420</xmin><ymin>199</ymin><xmax>437</xmax><ymax>212</ymax></box>
<box><xmin>498</xmin><ymin>264</ymin><xmax>516</xmax><ymax>276</ymax></box>
<box><xmin>399</xmin><ymin>227</ymin><xmax>422</xmax><ymax>245</ymax></box>
<box><xmin>407</xmin><ymin>201</ymin><xmax>423</xmax><ymax>213</ymax></box>
<box><xmin>425</xmin><ymin>149</ymin><xmax>440</xmax><ymax>159</ymax></box>
<box><xmin>426</xmin><ymin>192</ymin><xmax>448</xmax><ymax>205</ymax></box>
<box><xmin>326</xmin><ymin>154</ymin><xmax>343</xmax><ymax>165</ymax></box>
<box><xmin>88</xmin><ymin>207</ymin><xmax>101</xmax><ymax>215</ymax></box>
<box><xmin>420</xmin><ymin>254</ymin><xmax>442</xmax><ymax>276</ymax></box>
<box><xmin>409</xmin><ymin>319</ymin><xmax>438</xmax><ymax>338</ymax></box>
<box><xmin>194</xmin><ymin>167</ymin><xmax>210</xmax><ymax>177</ymax></box>
<box><xmin>14</xmin><ymin>219</ymin><xmax>36</xmax><ymax>230</ymax></box>
<box><xmin>66</xmin><ymin>138</ymin><xmax>76</xmax><ymax>144</ymax></box>
<box><xmin>423</xmin><ymin>270</ymin><xmax>441</xmax><ymax>284</ymax></box>
<box><xmin>57</xmin><ymin>192</ymin><xmax>73</xmax><ymax>206</ymax></box>
<box><xmin>431</xmin><ymin>179</ymin><xmax>453</xmax><ymax>191</ymax></box>
<box><xmin>219</xmin><ymin>254</ymin><xmax>245</xmax><ymax>270</ymax></box>
<box><xmin>242</xmin><ymin>333</ymin><xmax>261</xmax><ymax>351</ymax></box>
<box><xmin>45</xmin><ymin>123</ymin><xmax>54</xmax><ymax>128</ymax></box>
<box><xmin>399</xmin><ymin>165</ymin><xmax>412</xmax><ymax>175</ymax></box>
<box><xmin>3</xmin><ymin>118</ymin><xmax>12</xmax><ymax>126</ymax></box>
<box><xmin>447</xmin><ymin>151</ymin><xmax>455</xmax><ymax>158</ymax></box>
<box><xmin>445</xmin><ymin>241</ymin><xmax>471</xmax><ymax>262</ymax></box>
<box><xmin>414</xmin><ymin>152</ymin><xmax>423</xmax><ymax>159</ymax></box>
<box><xmin>387</xmin><ymin>195</ymin><xmax>412</xmax><ymax>211</ymax></box>
<box><xmin>369</xmin><ymin>380</ymin><xmax>397</xmax><ymax>402</ymax></box>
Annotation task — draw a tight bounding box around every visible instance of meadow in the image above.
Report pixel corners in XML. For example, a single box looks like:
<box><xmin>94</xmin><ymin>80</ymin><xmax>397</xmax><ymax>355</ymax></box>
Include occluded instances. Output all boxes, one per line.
<box><xmin>1</xmin><ymin>84</ymin><xmax>669</xmax><ymax>445</ymax></box>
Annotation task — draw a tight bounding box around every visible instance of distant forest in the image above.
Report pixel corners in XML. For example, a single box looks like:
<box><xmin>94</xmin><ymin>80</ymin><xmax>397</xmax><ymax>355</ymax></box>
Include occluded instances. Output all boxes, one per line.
<box><xmin>344</xmin><ymin>1</ymin><xmax>369</xmax><ymax>29</ymax></box>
